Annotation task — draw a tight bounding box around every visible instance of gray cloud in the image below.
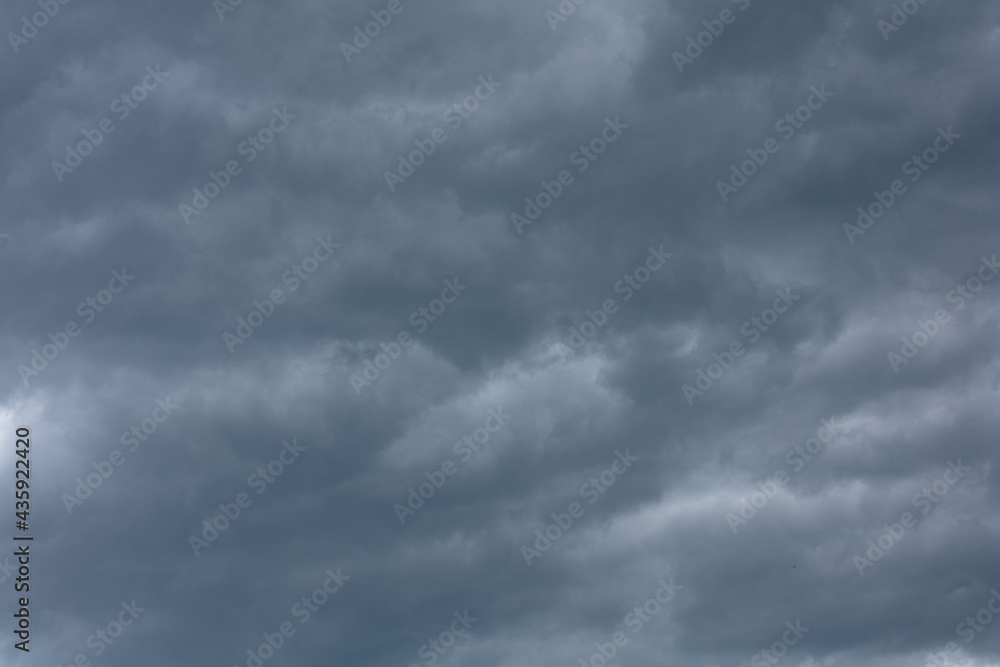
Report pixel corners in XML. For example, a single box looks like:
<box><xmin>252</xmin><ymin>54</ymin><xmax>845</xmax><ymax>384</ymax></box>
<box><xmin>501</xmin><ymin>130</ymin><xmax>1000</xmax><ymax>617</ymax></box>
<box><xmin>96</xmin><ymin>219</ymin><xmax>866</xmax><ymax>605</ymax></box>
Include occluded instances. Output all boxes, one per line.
<box><xmin>2</xmin><ymin>0</ymin><xmax>1000</xmax><ymax>666</ymax></box>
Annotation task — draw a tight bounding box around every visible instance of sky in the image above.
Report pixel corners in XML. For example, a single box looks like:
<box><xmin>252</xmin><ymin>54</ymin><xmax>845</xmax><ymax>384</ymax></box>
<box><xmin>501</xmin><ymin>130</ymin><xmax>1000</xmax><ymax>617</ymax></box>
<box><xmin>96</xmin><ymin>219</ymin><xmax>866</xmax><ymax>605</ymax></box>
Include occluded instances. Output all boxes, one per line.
<box><xmin>2</xmin><ymin>0</ymin><xmax>1000</xmax><ymax>666</ymax></box>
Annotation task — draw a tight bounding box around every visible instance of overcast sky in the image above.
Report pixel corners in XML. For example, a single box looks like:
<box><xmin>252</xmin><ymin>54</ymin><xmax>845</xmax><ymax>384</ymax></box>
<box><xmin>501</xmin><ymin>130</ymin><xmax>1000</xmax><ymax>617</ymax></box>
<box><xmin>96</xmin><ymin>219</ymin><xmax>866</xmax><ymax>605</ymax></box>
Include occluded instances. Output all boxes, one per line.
<box><xmin>2</xmin><ymin>0</ymin><xmax>1000</xmax><ymax>666</ymax></box>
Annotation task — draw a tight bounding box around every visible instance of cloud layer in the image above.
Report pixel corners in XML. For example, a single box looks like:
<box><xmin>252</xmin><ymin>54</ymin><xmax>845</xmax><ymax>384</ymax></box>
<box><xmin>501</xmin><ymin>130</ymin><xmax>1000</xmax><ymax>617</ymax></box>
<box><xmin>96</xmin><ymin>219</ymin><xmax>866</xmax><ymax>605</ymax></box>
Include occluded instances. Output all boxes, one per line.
<box><xmin>2</xmin><ymin>0</ymin><xmax>1000</xmax><ymax>666</ymax></box>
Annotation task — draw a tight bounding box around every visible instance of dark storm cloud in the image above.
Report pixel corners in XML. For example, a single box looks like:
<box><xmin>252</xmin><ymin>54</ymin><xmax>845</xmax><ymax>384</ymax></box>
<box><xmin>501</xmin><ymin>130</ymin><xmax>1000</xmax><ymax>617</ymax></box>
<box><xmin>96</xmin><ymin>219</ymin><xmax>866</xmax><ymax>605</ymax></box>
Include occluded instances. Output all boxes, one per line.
<box><xmin>2</xmin><ymin>0</ymin><xmax>999</xmax><ymax>666</ymax></box>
